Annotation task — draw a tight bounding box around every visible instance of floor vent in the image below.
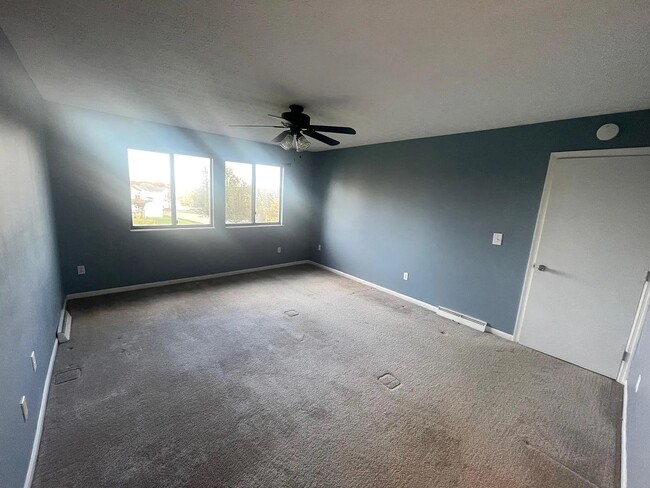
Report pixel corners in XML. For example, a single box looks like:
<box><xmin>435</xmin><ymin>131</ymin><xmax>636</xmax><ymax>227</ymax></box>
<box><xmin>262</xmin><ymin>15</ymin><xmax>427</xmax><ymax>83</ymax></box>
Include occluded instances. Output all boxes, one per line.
<box><xmin>54</xmin><ymin>368</ymin><xmax>81</xmax><ymax>385</ymax></box>
<box><xmin>436</xmin><ymin>306</ymin><xmax>487</xmax><ymax>332</ymax></box>
<box><xmin>377</xmin><ymin>373</ymin><xmax>401</xmax><ymax>390</ymax></box>
<box><xmin>58</xmin><ymin>311</ymin><xmax>72</xmax><ymax>343</ymax></box>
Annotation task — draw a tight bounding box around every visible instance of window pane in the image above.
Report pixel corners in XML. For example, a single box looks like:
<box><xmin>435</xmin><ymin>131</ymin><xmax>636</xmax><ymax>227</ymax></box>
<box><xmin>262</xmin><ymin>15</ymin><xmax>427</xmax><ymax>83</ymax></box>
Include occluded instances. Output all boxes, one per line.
<box><xmin>128</xmin><ymin>149</ymin><xmax>172</xmax><ymax>226</ymax></box>
<box><xmin>225</xmin><ymin>161</ymin><xmax>253</xmax><ymax>224</ymax></box>
<box><xmin>255</xmin><ymin>164</ymin><xmax>282</xmax><ymax>224</ymax></box>
<box><xmin>174</xmin><ymin>154</ymin><xmax>211</xmax><ymax>225</ymax></box>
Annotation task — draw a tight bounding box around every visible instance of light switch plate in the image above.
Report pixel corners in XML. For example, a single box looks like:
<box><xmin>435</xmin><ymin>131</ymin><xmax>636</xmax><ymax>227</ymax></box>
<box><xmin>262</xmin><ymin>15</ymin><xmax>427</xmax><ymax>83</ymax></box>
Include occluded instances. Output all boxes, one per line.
<box><xmin>403</xmin><ymin>272</ymin><xmax>409</xmax><ymax>281</ymax></box>
<box><xmin>77</xmin><ymin>265</ymin><xmax>86</xmax><ymax>275</ymax></box>
<box><xmin>277</xmin><ymin>247</ymin><xmax>282</xmax><ymax>254</ymax></box>
<box><xmin>317</xmin><ymin>244</ymin><xmax>322</xmax><ymax>251</ymax></box>
<box><xmin>20</xmin><ymin>396</ymin><xmax>28</xmax><ymax>421</ymax></box>
<box><xmin>30</xmin><ymin>351</ymin><xmax>37</xmax><ymax>372</ymax></box>
<box><xmin>492</xmin><ymin>233</ymin><xmax>503</xmax><ymax>246</ymax></box>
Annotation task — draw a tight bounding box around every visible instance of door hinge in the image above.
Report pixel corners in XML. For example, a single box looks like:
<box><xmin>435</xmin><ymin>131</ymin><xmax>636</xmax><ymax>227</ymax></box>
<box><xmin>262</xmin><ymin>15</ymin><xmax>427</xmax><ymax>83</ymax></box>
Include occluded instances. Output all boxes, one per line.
<box><xmin>646</xmin><ymin>270</ymin><xmax>650</xmax><ymax>282</ymax></box>
<box><xmin>622</xmin><ymin>351</ymin><xmax>631</xmax><ymax>362</ymax></box>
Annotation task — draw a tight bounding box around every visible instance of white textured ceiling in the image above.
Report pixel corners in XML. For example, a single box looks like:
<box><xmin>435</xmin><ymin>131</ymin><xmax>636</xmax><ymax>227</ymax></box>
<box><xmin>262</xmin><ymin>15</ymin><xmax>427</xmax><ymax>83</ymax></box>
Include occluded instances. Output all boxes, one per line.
<box><xmin>1</xmin><ymin>1</ymin><xmax>649</xmax><ymax>150</ymax></box>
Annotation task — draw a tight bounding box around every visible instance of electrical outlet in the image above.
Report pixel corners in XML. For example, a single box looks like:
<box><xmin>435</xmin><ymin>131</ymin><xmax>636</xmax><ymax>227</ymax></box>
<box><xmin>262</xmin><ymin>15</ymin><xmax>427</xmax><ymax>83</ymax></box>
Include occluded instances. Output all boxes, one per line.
<box><xmin>20</xmin><ymin>396</ymin><xmax>28</xmax><ymax>422</ymax></box>
<box><xmin>403</xmin><ymin>272</ymin><xmax>409</xmax><ymax>281</ymax></box>
<box><xmin>317</xmin><ymin>244</ymin><xmax>322</xmax><ymax>251</ymax></box>
<box><xmin>30</xmin><ymin>351</ymin><xmax>37</xmax><ymax>372</ymax></box>
<box><xmin>492</xmin><ymin>233</ymin><xmax>503</xmax><ymax>246</ymax></box>
<box><xmin>277</xmin><ymin>247</ymin><xmax>282</xmax><ymax>254</ymax></box>
<box><xmin>636</xmin><ymin>374</ymin><xmax>642</xmax><ymax>393</ymax></box>
<box><xmin>77</xmin><ymin>265</ymin><xmax>86</xmax><ymax>275</ymax></box>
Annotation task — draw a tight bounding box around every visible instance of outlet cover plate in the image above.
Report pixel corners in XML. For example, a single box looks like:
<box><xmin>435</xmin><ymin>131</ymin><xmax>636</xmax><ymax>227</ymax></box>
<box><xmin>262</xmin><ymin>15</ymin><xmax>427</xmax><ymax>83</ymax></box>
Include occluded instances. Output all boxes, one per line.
<box><xmin>20</xmin><ymin>396</ymin><xmax>28</xmax><ymax>421</ymax></box>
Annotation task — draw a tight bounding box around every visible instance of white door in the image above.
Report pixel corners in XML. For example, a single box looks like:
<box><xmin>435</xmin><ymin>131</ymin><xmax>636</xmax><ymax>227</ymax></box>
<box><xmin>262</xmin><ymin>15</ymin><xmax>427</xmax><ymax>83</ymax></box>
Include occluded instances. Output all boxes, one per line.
<box><xmin>518</xmin><ymin>150</ymin><xmax>650</xmax><ymax>379</ymax></box>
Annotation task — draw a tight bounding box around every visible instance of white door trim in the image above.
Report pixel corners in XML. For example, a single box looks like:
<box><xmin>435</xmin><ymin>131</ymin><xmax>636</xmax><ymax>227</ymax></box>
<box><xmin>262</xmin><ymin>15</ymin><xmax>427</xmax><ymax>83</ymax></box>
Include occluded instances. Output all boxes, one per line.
<box><xmin>513</xmin><ymin>147</ymin><xmax>650</xmax><ymax>383</ymax></box>
<box><xmin>618</xmin><ymin>275</ymin><xmax>650</xmax><ymax>382</ymax></box>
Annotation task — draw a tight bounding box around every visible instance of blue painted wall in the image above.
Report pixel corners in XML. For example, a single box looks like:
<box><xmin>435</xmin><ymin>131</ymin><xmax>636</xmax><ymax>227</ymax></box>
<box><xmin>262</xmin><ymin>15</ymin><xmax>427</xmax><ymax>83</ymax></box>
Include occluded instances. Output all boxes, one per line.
<box><xmin>3</xmin><ymin>21</ymin><xmax>650</xmax><ymax>486</ymax></box>
<box><xmin>311</xmin><ymin>109</ymin><xmax>650</xmax><ymax>334</ymax></box>
<box><xmin>0</xmin><ymin>30</ymin><xmax>63</xmax><ymax>488</ymax></box>
<box><xmin>46</xmin><ymin>104</ymin><xmax>315</xmax><ymax>294</ymax></box>
<box><xmin>627</xmin><ymin>310</ymin><xmax>650</xmax><ymax>488</ymax></box>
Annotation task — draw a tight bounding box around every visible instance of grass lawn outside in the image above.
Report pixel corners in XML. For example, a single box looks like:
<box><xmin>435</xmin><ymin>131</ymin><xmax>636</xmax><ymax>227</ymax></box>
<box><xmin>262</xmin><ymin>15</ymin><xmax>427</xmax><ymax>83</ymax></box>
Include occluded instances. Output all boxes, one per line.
<box><xmin>132</xmin><ymin>216</ymin><xmax>207</xmax><ymax>226</ymax></box>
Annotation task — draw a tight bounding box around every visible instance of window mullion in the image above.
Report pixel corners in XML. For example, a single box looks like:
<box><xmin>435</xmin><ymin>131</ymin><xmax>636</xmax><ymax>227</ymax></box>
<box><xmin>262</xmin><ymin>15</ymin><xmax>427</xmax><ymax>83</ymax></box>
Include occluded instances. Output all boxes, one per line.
<box><xmin>170</xmin><ymin>154</ymin><xmax>177</xmax><ymax>226</ymax></box>
<box><xmin>251</xmin><ymin>163</ymin><xmax>256</xmax><ymax>224</ymax></box>
<box><xmin>279</xmin><ymin>167</ymin><xmax>283</xmax><ymax>224</ymax></box>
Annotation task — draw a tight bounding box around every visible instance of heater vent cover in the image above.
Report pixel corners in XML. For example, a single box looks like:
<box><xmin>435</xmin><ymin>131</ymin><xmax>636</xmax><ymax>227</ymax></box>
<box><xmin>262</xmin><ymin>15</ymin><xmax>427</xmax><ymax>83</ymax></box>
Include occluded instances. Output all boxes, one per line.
<box><xmin>436</xmin><ymin>306</ymin><xmax>487</xmax><ymax>332</ymax></box>
<box><xmin>58</xmin><ymin>311</ymin><xmax>72</xmax><ymax>343</ymax></box>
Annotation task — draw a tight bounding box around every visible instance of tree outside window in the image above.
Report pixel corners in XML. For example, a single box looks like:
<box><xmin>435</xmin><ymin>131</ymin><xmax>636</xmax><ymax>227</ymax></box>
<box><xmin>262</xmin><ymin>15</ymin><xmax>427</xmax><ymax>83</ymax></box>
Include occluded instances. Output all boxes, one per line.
<box><xmin>225</xmin><ymin>161</ymin><xmax>282</xmax><ymax>225</ymax></box>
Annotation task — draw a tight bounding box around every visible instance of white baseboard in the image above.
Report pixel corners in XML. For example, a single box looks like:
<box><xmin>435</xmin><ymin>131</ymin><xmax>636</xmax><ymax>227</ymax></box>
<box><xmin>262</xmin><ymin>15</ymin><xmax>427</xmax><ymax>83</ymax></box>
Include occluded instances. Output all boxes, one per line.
<box><xmin>23</xmin><ymin>337</ymin><xmax>58</xmax><ymax>488</ymax></box>
<box><xmin>621</xmin><ymin>380</ymin><xmax>628</xmax><ymax>488</ymax></box>
<box><xmin>486</xmin><ymin>326</ymin><xmax>514</xmax><ymax>341</ymax></box>
<box><xmin>309</xmin><ymin>262</ymin><xmax>439</xmax><ymax>313</ymax></box>
<box><xmin>66</xmin><ymin>260</ymin><xmax>310</xmax><ymax>300</ymax></box>
<box><xmin>308</xmin><ymin>261</ymin><xmax>513</xmax><ymax>340</ymax></box>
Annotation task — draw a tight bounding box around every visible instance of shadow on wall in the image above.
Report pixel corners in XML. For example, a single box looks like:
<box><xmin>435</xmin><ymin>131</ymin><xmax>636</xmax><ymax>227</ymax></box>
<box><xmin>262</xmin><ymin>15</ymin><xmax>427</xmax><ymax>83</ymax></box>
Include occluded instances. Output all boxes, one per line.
<box><xmin>0</xmin><ymin>28</ymin><xmax>63</xmax><ymax>488</ymax></box>
<box><xmin>45</xmin><ymin>104</ymin><xmax>317</xmax><ymax>295</ymax></box>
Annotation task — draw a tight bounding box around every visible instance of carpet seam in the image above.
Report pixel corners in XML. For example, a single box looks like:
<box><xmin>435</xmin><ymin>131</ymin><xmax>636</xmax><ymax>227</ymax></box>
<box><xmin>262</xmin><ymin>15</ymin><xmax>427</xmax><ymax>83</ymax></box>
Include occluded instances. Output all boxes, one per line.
<box><xmin>525</xmin><ymin>442</ymin><xmax>603</xmax><ymax>488</ymax></box>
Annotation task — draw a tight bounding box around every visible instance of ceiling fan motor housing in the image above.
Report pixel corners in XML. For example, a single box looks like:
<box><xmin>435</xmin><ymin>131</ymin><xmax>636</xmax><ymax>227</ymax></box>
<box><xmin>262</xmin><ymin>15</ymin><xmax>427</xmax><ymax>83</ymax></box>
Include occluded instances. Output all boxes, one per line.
<box><xmin>282</xmin><ymin>104</ymin><xmax>310</xmax><ymax>129</ymax></box>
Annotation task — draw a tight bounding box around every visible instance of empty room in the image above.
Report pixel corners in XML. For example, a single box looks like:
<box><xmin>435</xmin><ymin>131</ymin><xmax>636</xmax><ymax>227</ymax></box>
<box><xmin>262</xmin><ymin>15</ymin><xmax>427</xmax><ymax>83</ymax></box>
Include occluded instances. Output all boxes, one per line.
<box><xmin>1</xmin><ymin>2</ymin><xmax>650</xmax><ymax>487</ymax></box>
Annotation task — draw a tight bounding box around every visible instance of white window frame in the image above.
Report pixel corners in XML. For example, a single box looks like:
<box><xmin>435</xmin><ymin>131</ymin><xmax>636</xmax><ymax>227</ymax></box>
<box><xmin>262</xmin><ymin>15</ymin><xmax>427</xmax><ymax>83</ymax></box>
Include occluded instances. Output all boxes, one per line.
<box><xmin>128</xmin><ymin>149</ymin><xmax>214</xmax><ymax>230</ymax></box>
<box><xmin>225</xmin><ymin>161</ymin><xmax>284</xmax><ymax>227</ymax></box>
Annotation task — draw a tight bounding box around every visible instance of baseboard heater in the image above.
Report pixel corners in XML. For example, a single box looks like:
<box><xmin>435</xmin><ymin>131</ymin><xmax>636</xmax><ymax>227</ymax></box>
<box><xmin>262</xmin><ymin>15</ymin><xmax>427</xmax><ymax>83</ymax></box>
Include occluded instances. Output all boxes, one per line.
<box><xmin>435</xmin><ymin>306</ymin><xmax>487</xmax><ymax>332</ymax></box>
<box><xmin>57</xmin><ymin>311</ymin><xmax>72</xmax><ymax>343</ymax></box>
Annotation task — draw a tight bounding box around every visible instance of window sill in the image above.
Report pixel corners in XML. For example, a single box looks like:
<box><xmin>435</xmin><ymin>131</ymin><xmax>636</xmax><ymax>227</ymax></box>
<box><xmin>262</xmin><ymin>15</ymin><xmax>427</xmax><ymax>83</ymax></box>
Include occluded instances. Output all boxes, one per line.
<box><xmin>131</xmin><ymin>225</ymin><xmax>215</xmax><ymax>232</ymax></box>
<box><xmin>225</xmin><ymin>223</ymin><xmax>283</xmax><ymax>229</ymax></box>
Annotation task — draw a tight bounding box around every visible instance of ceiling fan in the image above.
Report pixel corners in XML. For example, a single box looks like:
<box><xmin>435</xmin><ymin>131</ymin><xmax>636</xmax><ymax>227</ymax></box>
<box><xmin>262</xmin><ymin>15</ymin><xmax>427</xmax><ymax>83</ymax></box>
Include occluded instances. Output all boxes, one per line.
<box><xmin>230</xmin><ymin>104</ymin><xmax>356</xmax><ymax>152</ymax></box>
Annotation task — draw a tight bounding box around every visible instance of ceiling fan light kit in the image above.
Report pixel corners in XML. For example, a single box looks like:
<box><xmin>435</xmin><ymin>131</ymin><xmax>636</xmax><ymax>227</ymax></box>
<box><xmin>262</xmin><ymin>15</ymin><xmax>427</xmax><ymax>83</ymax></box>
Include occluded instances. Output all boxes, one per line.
<box><xmin>295</xmin><ymin>134</ymin><xmax>311</xmax><ymax>152</ymax></box>
<box><xmin>279</xmin><ymin>133</ymin><xmax>310</xmax><ymax>152</ymax></box>
<box><xmin>279</xmin><ymin>133</ymin><xmax>294</xmax><ymax>151</ymax></box>
<box><xmin>230</xmin><ymin>104</ymin><xmax>356</xmax><ymax>151</ymax></box>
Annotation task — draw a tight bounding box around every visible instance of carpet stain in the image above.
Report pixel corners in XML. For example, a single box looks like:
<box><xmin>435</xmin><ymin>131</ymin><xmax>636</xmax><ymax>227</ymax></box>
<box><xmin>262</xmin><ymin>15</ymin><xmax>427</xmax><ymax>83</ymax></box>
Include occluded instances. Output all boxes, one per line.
<box><xmin>32</xmin><ymin>265</ymin><xmax>622</xmax><ymax>488</ymax></box>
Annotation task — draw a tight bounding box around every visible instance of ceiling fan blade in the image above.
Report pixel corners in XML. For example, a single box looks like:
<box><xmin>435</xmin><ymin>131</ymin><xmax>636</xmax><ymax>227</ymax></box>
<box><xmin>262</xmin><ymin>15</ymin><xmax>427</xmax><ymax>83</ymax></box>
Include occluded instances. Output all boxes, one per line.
<box><xmin>268</xmin><ymin>114</ymin><xmax>293</xmax><ymax>125</ymax></box>
<box><xmin>229</xmin><ymin>124</ymin><xmax>285</xmax><ymax>128</ymax></box>
<box><xmin>271</xmin><ymin>130</ymin><xmax>291</xmax><ymax>143</ymax></box>
<box><xmin>308</xmin><ymin>125</ymin><xmax>356</xmax><ymax>135</ymax></box>
<box><xmin>304</xmin><ymin>129</ymin><xmax>340</xmax><ymax>146</ymax></box>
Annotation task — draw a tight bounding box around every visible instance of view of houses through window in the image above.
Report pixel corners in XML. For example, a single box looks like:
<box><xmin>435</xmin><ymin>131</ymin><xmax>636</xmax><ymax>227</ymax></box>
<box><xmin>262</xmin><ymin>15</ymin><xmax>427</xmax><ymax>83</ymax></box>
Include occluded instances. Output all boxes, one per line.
<box><xmin>128</xmin><ymin>149</ymin><xmax>212</xmax><ymax>227</ymax></box>
<box><xmin>225</xmin><ymin>161</ymin><xmax>282</xmax><ymax>225</ymax></box>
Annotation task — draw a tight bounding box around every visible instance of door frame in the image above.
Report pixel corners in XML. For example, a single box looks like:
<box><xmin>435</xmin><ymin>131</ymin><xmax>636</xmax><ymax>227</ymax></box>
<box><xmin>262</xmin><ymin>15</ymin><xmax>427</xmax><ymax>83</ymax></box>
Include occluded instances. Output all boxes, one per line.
<box><xmin>513</xmin><ymin>147</ymin><xmax>650</xmax><ymax>383</ymax></box>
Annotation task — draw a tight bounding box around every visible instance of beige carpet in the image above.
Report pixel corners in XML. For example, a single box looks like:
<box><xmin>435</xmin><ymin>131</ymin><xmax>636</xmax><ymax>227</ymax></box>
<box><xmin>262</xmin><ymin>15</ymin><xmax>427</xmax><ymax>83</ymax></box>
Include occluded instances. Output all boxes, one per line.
<box><xmin>33</xmin><ymin>264</ymin><xmax>622</xmax><ymax>487</ymax></box>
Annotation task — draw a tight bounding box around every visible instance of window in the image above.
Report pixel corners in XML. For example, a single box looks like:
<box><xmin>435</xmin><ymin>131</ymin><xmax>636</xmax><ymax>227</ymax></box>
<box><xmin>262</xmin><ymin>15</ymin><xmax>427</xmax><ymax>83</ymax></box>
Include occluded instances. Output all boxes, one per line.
<box><xmin>128</xmin><ymin>149</ymin><xmax>212</xmax><ymax>228</ymax></box>
<box><xmin>225</xmin><ymin>161</ymin><xmax>282</xmax><ymax>225</ymax></box>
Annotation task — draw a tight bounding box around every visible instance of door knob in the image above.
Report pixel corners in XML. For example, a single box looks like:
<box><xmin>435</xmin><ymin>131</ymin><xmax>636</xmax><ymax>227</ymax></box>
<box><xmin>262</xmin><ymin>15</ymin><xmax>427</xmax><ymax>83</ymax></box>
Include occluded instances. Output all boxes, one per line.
<box><xmin>537</xmin><ymin>264</ymin><xmax>547</xmax><ymax>271</ymax></box>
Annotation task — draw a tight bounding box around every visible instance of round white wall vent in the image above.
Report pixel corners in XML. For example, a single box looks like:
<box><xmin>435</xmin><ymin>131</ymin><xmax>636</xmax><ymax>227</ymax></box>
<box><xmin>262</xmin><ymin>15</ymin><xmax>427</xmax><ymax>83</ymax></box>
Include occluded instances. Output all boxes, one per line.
<box><xmin>596</xmin><ymin>123</ymin><xmax>619</xmax><ymax>141</ymax></box>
